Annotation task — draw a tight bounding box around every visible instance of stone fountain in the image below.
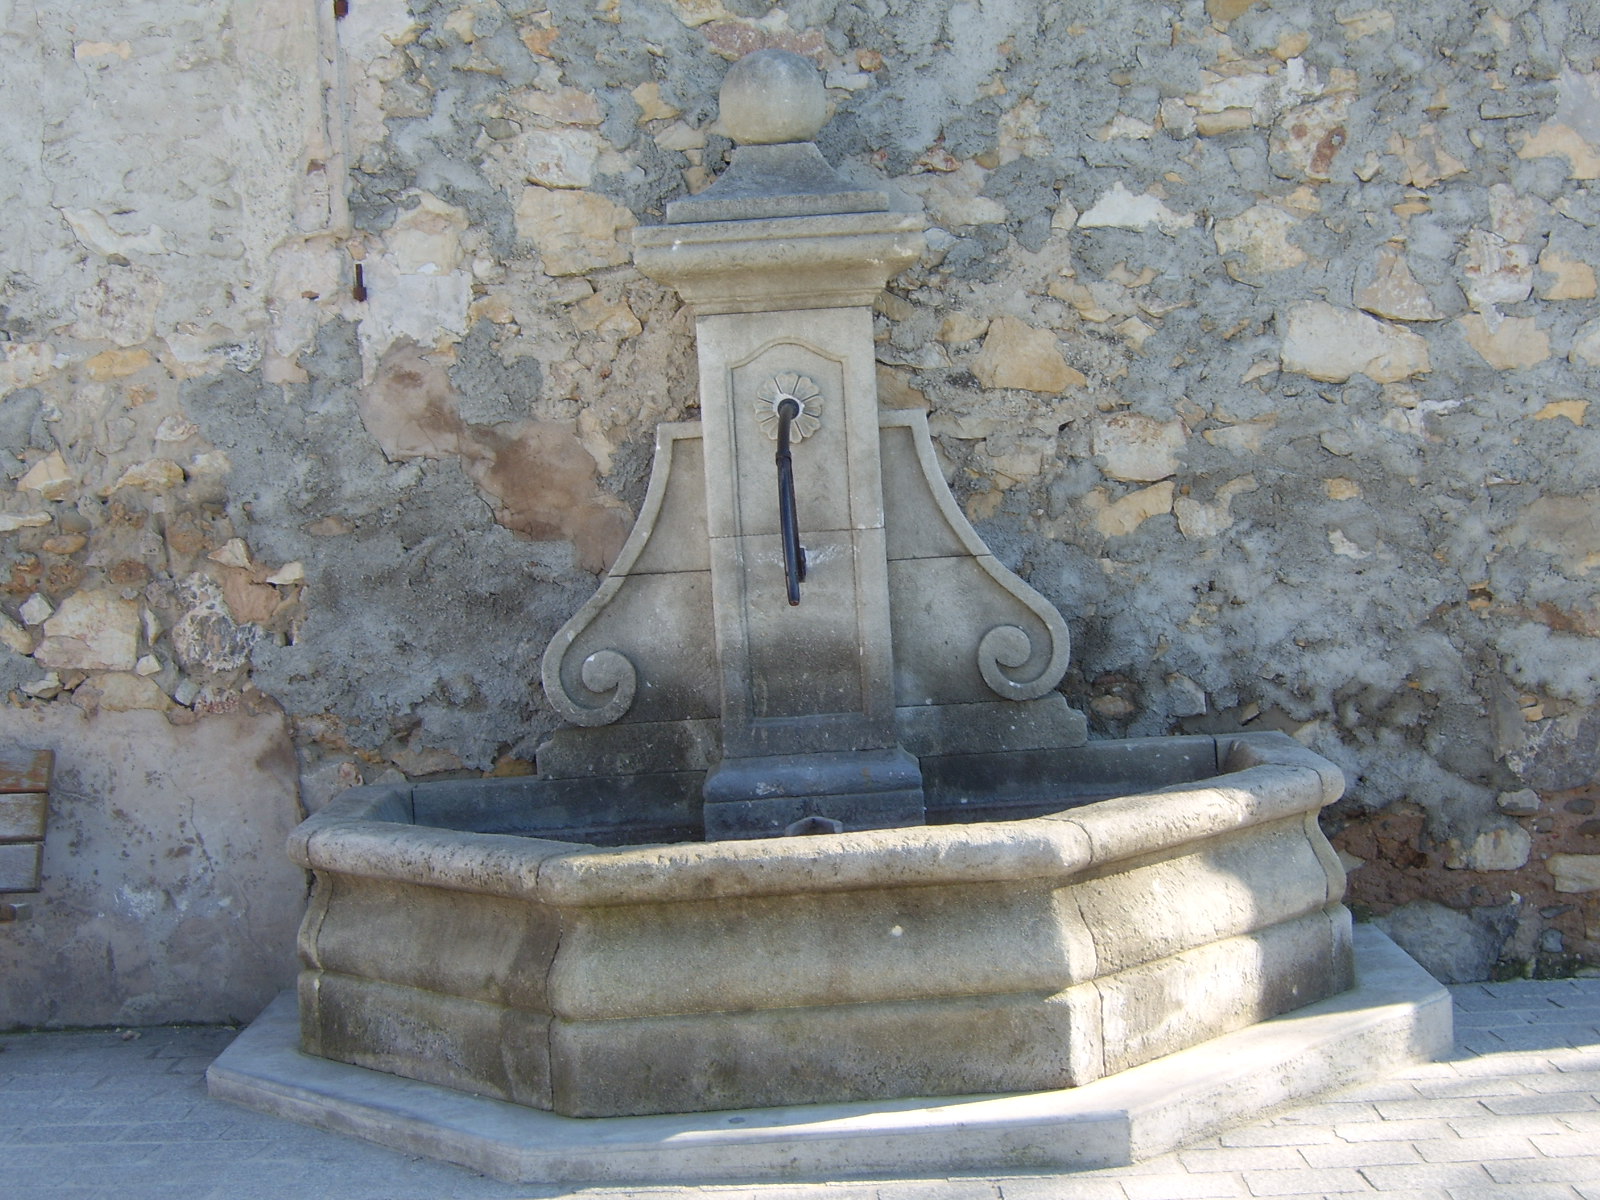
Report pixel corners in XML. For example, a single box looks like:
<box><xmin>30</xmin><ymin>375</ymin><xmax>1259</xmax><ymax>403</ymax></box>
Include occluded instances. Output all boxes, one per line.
<box><xmin>210</xmin><ymin>51</ymin><xmax>1451</xmax><ymax>1183</ymax></box>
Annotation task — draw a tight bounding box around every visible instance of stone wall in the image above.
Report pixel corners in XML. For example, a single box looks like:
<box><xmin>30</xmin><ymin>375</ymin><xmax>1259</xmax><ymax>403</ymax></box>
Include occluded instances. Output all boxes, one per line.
<box><xmin>2</xmin><ymin>0</ymin><xmax>1597</xmax><ymax>1021</ymax></box>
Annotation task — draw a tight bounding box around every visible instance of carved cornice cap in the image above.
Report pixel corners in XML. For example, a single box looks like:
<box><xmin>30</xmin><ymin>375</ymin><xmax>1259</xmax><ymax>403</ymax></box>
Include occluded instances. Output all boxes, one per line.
<box><xmin>633</xmin><ymin>211</ymin><xmax>927</xmax><ymax>314</ymax></box>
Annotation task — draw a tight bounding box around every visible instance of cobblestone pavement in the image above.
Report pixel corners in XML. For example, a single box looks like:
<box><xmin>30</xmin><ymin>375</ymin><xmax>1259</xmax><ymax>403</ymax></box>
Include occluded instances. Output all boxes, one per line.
<box><xmin>1</xmin><ymin>978</ymin><xmax>1596</xmax><ymax>1200</ymax></box>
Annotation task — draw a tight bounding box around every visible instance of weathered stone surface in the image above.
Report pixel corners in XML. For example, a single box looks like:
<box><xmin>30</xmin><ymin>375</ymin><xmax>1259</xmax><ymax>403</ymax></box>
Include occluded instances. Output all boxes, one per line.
<box><xmin>896</xmin><ymin>162</ymin><xmax>1007</xmax><ymax>227</ymax></box>
<box><xmin>1518</xmin><ymin>123</ymin><xmax>1600</xmax><ymax>179</ymax></box>
<box><xmin>515</xmin><ymin>187</ymin><xmax>636</xmax><ymax>275</ymax></box>
<box><xmin>1460</xmin><ymin>230</ymin><xmax>1533</xmax><ymax>312</ymax></box>
<box><xmin>1357</xmin><ymin>248</ymin><xmax>1441</xmax><ymax>321</ymax></box>
<box><xmin>1497</xmin><ymin>788</ymin><xmax>1541</xmax><ymax>815</ymax></box>
<box><xmin>1459</xmin><ymin>314</ymin><xmax>1551</xmax><ymax>370</ymax></box>
<box><xmin>521</xmin><ymin>128</ymin><xmax>600</xmax><ymax>189</ymax></box>
<box><xmin>462</xmin><ymin>421</ymin><xmax>630</xmax><ymax>573</ymax></box>
<box><xmin>1089</xmin><ymin>482</ymin><xmax>1174</xmax><ymax>537</ymax></box>
<box><xmin>33</xmin><ymin>589</ymin><xmax>139</xmax><ymax>672</ymax></box>
<box><xmin>1538</xmin><ymin>248</ymin><xmax>1598</xmax><ymax>300</ymax></box>
<box><xmin>2</xmin><ymin>0</ymin><xmax>1599</xmax><ymax>996</ymax></box>
<box><xmin>17</xmin><ymin>451</ymin><xmax>72</xmax><ymax>499</ymax></box>
<box><xmin>0</xmin><ymin>705</ymin><xmax>303</xmax><ymax>1025</ymax></box>
<box><xmin>1176</xmin><ymin>476</ymin><xmax>1257</xmax><ymax>539</ymax></box>
<box><xmin>385</xmin><ymin>192</ymin><xmax>469</xmax><ymax>273</ymax></box>
<box><xmin>1389</xmin><ymin>125</ymin><xmax>1468</xmax><ymax>188</ymax></box>
<box><xmin>1549</xmin><ymin>854</ymin><xmax>1600</xmax><ymax>893</ymax></box>
<box><xmin>1078</xmin><ymin>182</ymin><xmax>1195</xmax><ymax>235</ymax></box>
<box><xmin>1092</xmin><ymin>414</ymin><xmax>1185</xmax><ymax>482</ymax></box>
<box><xmin>1271</xmin><ymin>96</ymin><xmax>1352</xmax><ymax>181</ymax></box>
<box><xmin>972</xmin><ymin>317</ymin><xmax>1084</xmax><ymax>392</ymax></box>
<box><xmin>1461</xmin><ymin>825</ymin><xmax>1532</xmax><ymax>872</ymax></box>
<box><xmin>359</xmin><ymin>342</ymin><xmax>465</xmax><ymax>460</ymax></box>
<box><xmin>1213</xmin><ymin>205</ymin><xmax>1305</xmax><ymax>279</ymax></box>
<box><xmin>1281</xmin><ymin>302</ymin><xmax>1431</xmax><ymax>383</ymax></box>
<box><xmin>106</xmin><ymin>459</ymin><xmax>186</xmax><ymax>494</ymax></box>
<box><xmin>1569</xmin><ymin>320</ymin><xmax>1600</xmax><ymax>367</ymax></box>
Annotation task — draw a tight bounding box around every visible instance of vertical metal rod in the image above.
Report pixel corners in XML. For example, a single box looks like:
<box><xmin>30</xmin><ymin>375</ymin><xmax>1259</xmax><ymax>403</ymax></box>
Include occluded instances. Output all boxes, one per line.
<box><xmin>775</xmin><ymin>398</ymin><xmax>805</xmax><ymax>606</ymax></box>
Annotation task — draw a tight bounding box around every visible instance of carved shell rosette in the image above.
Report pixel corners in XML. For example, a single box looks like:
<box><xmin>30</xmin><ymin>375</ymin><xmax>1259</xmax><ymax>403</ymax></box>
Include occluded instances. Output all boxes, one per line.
<box><xmin>754</xmin><ymin>373</ymin><xmax>822</xmax><ymax>441</ymax></box>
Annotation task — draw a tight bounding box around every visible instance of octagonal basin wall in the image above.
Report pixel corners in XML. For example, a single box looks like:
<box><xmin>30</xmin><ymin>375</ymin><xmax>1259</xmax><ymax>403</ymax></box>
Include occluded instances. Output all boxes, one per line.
<box><xmin>288</xmin><ymin>731</ymin><xmax>1353</xmax><ymax>1117</ymax></box>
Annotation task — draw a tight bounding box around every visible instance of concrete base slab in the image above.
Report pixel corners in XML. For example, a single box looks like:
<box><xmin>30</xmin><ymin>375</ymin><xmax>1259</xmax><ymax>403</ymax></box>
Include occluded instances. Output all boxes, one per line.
<box><xmin>207</xmin><ymin>926</ymin><xmax>1451</xmax><ymax>1184</ymax></box>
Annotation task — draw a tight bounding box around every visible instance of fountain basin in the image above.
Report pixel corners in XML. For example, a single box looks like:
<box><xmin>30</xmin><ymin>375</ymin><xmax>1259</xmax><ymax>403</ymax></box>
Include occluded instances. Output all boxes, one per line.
<box><xmin>290</xmin><ymin>730</ymin><xmax>1353</xmax><ymax>1118</ymax></box>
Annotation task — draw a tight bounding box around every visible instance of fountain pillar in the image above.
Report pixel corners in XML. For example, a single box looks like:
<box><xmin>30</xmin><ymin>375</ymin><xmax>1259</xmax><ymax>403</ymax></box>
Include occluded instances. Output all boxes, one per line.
<box><xmin>542</xmin><ymin>49</ymin><xmax>1084</xmax><ymax>838</ymax></box>
<box><xmin>633</xmin><ymin>52</ymin><xmax>930</xmax><ymax>837</ymax></box>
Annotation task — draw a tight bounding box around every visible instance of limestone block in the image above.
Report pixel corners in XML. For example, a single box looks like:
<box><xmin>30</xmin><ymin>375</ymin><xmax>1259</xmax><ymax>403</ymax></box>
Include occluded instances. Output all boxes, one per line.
<box><xmin>72</xmin><ymin>266</ymin><xmax>162</xmax><ymax>347</ymax></box>
<box><xmin>17</xmin><ymin>452</ymin><xmax>73</xmax><ymax>500</ymax></box>
<box><xmin>522</xmin><ymin>128</ymin><xmax>600</xmax><ymax>189</ymax></box>
<box><xmin>894</xmin><ymin>162</ymin><xmax>1008</xmax><ymax>228</ymax></box>
<box><xmin>1549</xmin><ymin>854</ymin><xmax>1600</xmax><ymax>893</ymax></box>
<box><xmin>1463</xmin><ymin>824</ymin><xmax>1531</xmax><ymax>871</ymax></box>
<box><xmin>1092</xmin><ymin>413</ymin><xmax>1185</xmax><ymax>482</ymax></box>
<box><xmin>1460</xmin><ymin>230</ymin><xmax>1533</xmax><ymax>311</ymax></box>
<box><xmin>1088</xmin><ymin>482</ymin><xmax>1174</xmax><ymax>537</ymax></box>
<box><xmin>1518</xmin><ymin>122</ymin><xmax>1600</xmax><ymax>179</ymax></box>
<box><xmin>1078</xmin><ymin>182</ymin><xmax>1195</xmax><ymax>235</ymax></box>
<box><xmin>1538</xmin><ymin>248</ymin><xmax>1598</xmax><ymax>300</ymax></box>
<box><xmin>513</xmin><ymin>86</ymin><xmax>606</xmax><ymax>126</ymax></box>
<box><xmin>1497</xmin><ymin>788</ymin><xmax>1541</xmax><ymax>815</ymax></box>
<box><xmin>1374</xmin><ymin>899</ymin><xmax>1505</xmax><ymax>982</ymax></box>
<box><xmin>302</xmin><ymin>970</ymin><xmax>553</xmax><ymax>1108</ymax></box>
<box><xmin>33</xmin><ymin>589</ymin><xmax>139</xmax><ymax>672</ymax></box>
<box><xmin>18</xmin><ymin>595</ymin><xmax>53</xmax><ymax>626</ymax></box>
<box><xmin>1213</xmin><ymin>205</ymin><xmax>1305</xmax><ymax>278</ymax></box>
<box><xmin>547</xmin><ymin>880</ymin><xmax>1079</xmax><ymax>1020</ymax></box>
<box><xmin>0</xmin><ymin>342</ymin><xmax>57</xmax><ymax>394</ymax></box>
<box><xmin>305</xmin><ymin>877</ymin><xmax>559</xmax><ymax>1011</ymax></box>
<box><xmin>83</xmin><ymin>348</ymin><xmax>154</xmax><ymax>381</ymax></box>
<box><xmin>1096</xmin><ymin>908</ymin><xmax>1350</xmax><ymax>1074</ymax></box>
<box><xmin>1175</xmin><ymin>476</ymin><xmax>1257</xmax><ymax>539</ymax></box>
<box><xmin>938</xmin><ymin>313</ymin><xmax>989</xmax><ymax>344</ymax></box>
<box><xmin>1357</xmin><ymin>248</ymin><xmax>1441</xmax><ymax>321</ymax></box>
<box><xmin>973</xmin><ymin>317</ymin><xmax>1084</xmax><ymax>392</ymax></box>
<box><xmin>1458</xmin><ymin>314</ymin><xmax>1550</xmax><ymax>370</ymax></box>
<box><xmin>1569</xmin><ymin>320</ymin><xmax>1600</xmax><ymax>367</ymax></box>
<box><xmin>385</xmin><ymin>192</ymin><xmax>469</xmax><ymax>273</ymax></box>
<box><xmin>548</xmin><ymin>987</ymin><xmax>1089</xmax><ymax>1117</ymax></box>
<box><xmin>104</xmin><ymin>459</ymin><xmax>185</xmax><ymax>494</ymax></box>
<box><xmin>1271</xmin><ymin>96</ymin><xmax>1352</xmax><ymax>181</ymax></box>
<box><xmin>632</xmin><ymin>80</ymin><xmax>681</xmax><ymax>121</ymax></box>
<box><xmin>1388</xmin><ymin>126</ymin><xmax>1468</xmax><ymax>188</ymax></box>
<box><xmin>1075</xmin><ymin>819</ymin><xmax>1334</xmax><ymax>974</ymax></box>
<box><xmin>515</xmin><ymin>187</ymin><xmax>636</xmax><ymax>275</ymax></box>
<box><xmin>1340</xmin><ymin>8</ymin><xmax>1395</xmax><ymax>38</ymax></box>
<box><xmin>0</xmin><ymin>615</ymin><xmax>33</xmax><ymax>655</ymax></box>
<box><xmin>77</xmin><ymin>672</ymin><xmax>174</xmax><ymax>713</ymax></box>
<box><xmin>888</xmin><ymin>555</ymin><xmax>1063</xmax><ymax>706</ymax></box>
<box><xmin>1281</xmin><ymin>301</ymin><xmax>1431</xmax><ymax>383</ymax></box>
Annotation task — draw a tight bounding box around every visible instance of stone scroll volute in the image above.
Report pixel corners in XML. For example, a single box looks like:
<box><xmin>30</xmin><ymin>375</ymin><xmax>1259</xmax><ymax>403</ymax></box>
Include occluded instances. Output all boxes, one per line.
<box><xmin>879</xmin><ymin>411</ymin><xmax>1071</xmax><ymax>708</ymax></box>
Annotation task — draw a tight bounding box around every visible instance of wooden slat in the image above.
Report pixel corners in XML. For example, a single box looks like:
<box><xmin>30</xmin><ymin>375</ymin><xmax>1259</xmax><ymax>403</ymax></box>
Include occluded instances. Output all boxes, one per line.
<box><xmin>0</xmin><ymin>842</ymin><xmax>42</xmax><ymax>892</ymax></box>
<box><xmin>0</xmin><ymin>793</ymin><xmax>47</xmax><ymax>842</ymax></box>
<box><xmin>0</xmin><ymin>747</ymin><xmax>52</xmax><ymax>794</ymax></box>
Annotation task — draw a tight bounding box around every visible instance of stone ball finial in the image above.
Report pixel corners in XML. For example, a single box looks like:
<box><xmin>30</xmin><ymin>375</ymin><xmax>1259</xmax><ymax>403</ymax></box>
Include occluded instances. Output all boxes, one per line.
<box><xmin>718</xmin><ymin>48</ymin><xmax>828</xmax><ymax>145</ymax></box>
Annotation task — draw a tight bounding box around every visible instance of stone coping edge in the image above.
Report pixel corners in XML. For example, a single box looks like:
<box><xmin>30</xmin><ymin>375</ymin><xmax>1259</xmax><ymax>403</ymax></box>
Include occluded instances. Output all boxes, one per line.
<box><xmin>207</xmin><ymin>925</ymin><xmax>1450</xmax><ymax>1184</ymax></box>
<box><xmin>288</xmin><ymin>732</ymin><xmax>1343</xmax><ymax>905</ymax></box>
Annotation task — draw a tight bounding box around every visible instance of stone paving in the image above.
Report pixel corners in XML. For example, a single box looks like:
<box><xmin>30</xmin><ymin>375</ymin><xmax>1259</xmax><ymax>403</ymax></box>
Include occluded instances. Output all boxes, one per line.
<box><xmin>0</xmin><ymin>978</ymin><xmax>1596</xmax><ymax>1200</ymax></box>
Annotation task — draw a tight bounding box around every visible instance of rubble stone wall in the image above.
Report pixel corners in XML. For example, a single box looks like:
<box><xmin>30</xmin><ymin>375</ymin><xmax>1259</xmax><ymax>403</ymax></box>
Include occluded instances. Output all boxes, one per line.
<box><xmin>2</xmin><ymin>0</ymin><xmax>1598</xmax><ymax>1020</ymax></box>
